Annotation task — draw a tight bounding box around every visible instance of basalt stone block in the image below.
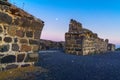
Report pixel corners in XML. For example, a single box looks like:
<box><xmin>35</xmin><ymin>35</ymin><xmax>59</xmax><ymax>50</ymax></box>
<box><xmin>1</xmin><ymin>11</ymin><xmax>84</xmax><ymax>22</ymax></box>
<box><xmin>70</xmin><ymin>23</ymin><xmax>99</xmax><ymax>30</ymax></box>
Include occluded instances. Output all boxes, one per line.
<box><xmin>4</xmin><ymin>37</ymin><xmax>12</xmax><ymax>43</ymax></box>
<box><xmin>6</xmin><ymin>64</ymin><xmax>18</xmax><ymax>70</ymax></box>
<box><xmin>16</xmin><ymin>30</ymin><xmax>24</xmax><ymax>37</ymax></box>
<box><xmin>0</xmin><ymin>25</ymin><xmax>3</xmax><ymax>33</ymax></box>
<box><xmin>29</xmin><ymin>39</ymin><xmax>38</xmax><ymax>45</ymax></box>
<box><xmin>26</xmin><ymin>31</ymin><xmax>33</xmax><ymax>38</ymax></box>
<box><xmin>20</xmin><ymin>39</ymin><xmax>28</xmax><ymax>44</ymax></box>
<box><xmin>29</xmin><ymin>53</ymin><xmax>39</xmax><ymax>58</ymax></box>
<box><xmin>13</xmin><ymin>17</ymin><xmax>20</xmax><ymax>25</ymax></box>
<box><xmin>27</xmin><ymin>16</ymin><xmax>34</xmax><ymax>20</ymax></box>
<box><xmin>10</xmin><ymin>7</ymin><xmax>19</xmax><ymax>15</ymax></box>
<box><xmin>31</xmin><ymin>21</ymin><xmax>42</xmax><ymax>29</ymax></box>
<box><xmin>32</xmin><ymin>45</ymin><xmax>39</xmax><ymax>52</ymax></box>
<box><xmin>1</xmin><ymin>55</ymin><xmax>16</xmax><ymax>63</ymax></box>
<box><xmin>25</xmin><ymin>53</ymin><xmax>39</xmax><ymax>62</ymax></box>
<box><xmin>21</xmin><ymin>64</ymin><xmax>30</xmax><ymax>67</ymax></box>
<box><xmin>12</xmin><ymin>44</ymin><xmax>19</xmax><ymax>51</ymax></box>
<box><xmin>21</xmin><ymin>18</ymin><xmax>31</xmax><ymax>27</ymax></box>
<box><xmin>0</xmin><ymin>44</ymin><xmax>9</xmax><ymax>52</ymax></box>
<box><xmin>0</xmin><ymin>12</ymin><xmax>12</xmax><ymax>24</ymax></box>
<box><xmin>21</xmin><ymin>45</ymin><xmax>31</xmax><ymax>52</ymax></box>
<box><xmin>0</xmin><ymin>37</ymin><xmax>2</xmax><ymax>41</ymax></box>
<box><xmin>34</xmin><ymin>31</ymin><xmax>40</xmax><ymax>39</ymax></box>
<box><xmin>8</xmin><ymin>26</ymin><xmax>18</xmax><ymax>36</ymax></box>
<box><xmin>17</xmin><ymin>54</ymin><xmax>25</xmax><ymax>62</ymax></box>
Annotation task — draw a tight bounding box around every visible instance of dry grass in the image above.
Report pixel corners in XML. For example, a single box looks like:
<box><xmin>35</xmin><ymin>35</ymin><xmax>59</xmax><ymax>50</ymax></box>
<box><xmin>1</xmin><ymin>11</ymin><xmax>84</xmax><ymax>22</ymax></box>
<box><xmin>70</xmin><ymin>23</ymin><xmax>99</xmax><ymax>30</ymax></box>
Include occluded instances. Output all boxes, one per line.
<box><xmin>0</xmin><ymin>66</ymin><xmax>47</xmax><ymax>80</ymax></box>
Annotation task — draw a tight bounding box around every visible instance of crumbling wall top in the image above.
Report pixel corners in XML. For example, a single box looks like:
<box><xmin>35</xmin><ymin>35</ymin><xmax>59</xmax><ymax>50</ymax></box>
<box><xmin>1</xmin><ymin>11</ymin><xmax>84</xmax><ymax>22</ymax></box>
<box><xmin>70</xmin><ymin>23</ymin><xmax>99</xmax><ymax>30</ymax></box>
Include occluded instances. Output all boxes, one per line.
<box><xmin>69</xmin><ymin>19</ymin><xmax>82</xmax><ymax>32</ymax></box>
<box><xmin>0</xmin><ymin>2</ymin><xmax>44</xmax><ymax>29</ymax></box>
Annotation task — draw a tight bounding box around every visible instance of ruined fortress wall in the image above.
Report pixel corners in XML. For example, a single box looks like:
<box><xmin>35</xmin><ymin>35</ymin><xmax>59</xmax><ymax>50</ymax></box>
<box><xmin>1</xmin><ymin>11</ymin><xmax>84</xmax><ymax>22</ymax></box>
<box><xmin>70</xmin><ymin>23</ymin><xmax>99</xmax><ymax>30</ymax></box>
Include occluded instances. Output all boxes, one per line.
<box><xmin>0</xmin><ymin>1</ymin><xmax>44</xmax><ymax>70</ymax></box>
<box><xmin>65</xmin><ymin>19</ymin><xmax>112</xmax><ymax>55</ymax></box>
<box><xmin>65</xmin><ymin>33</ymin><xmax>83</xmax><ymax>55</ymax></box>
<box><xmin>108</xmin><ymin>43</ymin><xmax>115</xmax><ymax>51</ymax></box>
<box><xmin>39</xmin><ymin>39</ymin><xmax>65</xmax><ymax>50</ymax></box>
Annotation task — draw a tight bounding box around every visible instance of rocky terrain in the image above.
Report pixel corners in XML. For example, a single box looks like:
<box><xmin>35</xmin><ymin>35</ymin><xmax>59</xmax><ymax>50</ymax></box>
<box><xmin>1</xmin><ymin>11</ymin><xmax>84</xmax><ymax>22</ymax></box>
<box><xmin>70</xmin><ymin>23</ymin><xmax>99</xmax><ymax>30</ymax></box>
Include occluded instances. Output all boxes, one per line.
<box><xmin>37</xmin><ymin>51</ymin><xmax>120</xmax><ymax>80</ymax></box>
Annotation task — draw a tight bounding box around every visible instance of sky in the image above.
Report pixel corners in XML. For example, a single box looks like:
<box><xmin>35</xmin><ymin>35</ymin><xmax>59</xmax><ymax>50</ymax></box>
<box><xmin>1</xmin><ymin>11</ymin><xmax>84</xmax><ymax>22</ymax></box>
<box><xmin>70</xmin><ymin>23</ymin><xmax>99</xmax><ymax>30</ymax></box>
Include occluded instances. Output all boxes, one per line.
<box><xmin>9</xmin><ymin>0</ymin><xmax>120</xmax><ymax>47</ymax></box>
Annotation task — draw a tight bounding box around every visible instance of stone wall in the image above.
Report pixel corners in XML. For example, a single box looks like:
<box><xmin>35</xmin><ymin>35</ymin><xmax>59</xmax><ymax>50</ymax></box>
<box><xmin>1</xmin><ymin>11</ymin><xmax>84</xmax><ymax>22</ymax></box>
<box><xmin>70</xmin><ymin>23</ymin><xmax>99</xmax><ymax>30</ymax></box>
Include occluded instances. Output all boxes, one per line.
<box><xmin>0</xmin><ymin>1</ymin><xmax>44</xmax><ymax>70</ymax></box>
<box><xmin>65</xmin><ymin>19</ymin><xmax>115</xmax><ymax>55</ymax></box>
<box><xmin>39</xmin><ymin>39</ymin><xmax>65</xmax><ymax>50</ymax></box>
<box><xmin>108</xmin><ymin>43</ymin><xmax>115</xmax><ymax>51</ymax></box>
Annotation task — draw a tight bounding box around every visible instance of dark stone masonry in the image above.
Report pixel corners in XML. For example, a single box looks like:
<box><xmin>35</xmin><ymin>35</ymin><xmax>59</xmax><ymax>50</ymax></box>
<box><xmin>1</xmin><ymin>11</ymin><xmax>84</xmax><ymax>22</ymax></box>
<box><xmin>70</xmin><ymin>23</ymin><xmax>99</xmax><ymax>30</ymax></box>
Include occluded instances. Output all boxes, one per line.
<box><xmin>39</xmin><ymin>39</ymin><xmax>65</xmax><ymax>50</ymax></box>
<box><xmin>0</xmin><ymin>0</ymin><xmax>117</xmax><ymax>72</ymax></box>
<box><xmin>0</xmin><ymin>0</ymin><xmax>44</xmax><ymax>70</ymax></box>
<box><xmin>65</xmin><ymin>19</ymin><xmax>115</xmax><ymax>55</ymax></box>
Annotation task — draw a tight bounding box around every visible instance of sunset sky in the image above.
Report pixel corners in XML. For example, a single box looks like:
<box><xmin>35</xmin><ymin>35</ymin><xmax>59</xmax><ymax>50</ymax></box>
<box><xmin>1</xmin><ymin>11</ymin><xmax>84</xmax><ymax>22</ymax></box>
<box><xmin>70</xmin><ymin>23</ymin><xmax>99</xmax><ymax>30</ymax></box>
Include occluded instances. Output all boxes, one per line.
<box><xmin>10</xmin><ymin>0</ymin><xmax>120</xmax><ymax>47</ymax></box>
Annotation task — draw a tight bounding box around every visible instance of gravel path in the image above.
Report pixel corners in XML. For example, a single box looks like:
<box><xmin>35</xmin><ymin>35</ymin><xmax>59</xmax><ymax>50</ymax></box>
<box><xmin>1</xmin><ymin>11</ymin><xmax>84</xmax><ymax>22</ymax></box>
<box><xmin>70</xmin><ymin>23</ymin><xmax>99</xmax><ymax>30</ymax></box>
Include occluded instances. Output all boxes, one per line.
<box><xmin>36</xmin><ymin>51</ymin><xmax>120</xmax><ymax>80</ymax></box>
